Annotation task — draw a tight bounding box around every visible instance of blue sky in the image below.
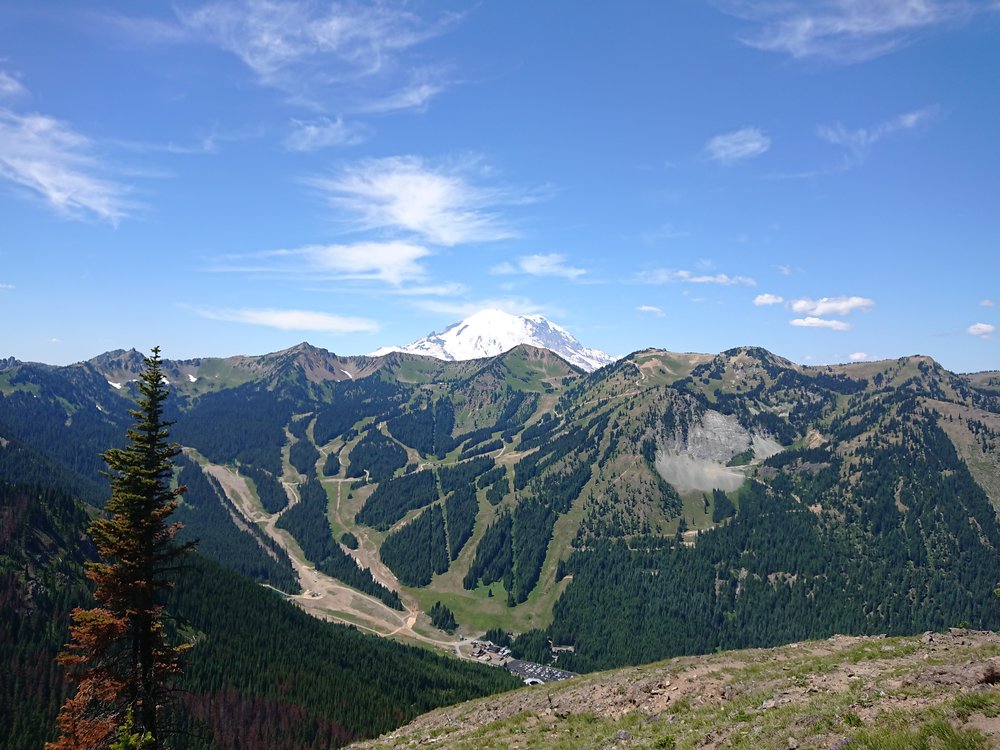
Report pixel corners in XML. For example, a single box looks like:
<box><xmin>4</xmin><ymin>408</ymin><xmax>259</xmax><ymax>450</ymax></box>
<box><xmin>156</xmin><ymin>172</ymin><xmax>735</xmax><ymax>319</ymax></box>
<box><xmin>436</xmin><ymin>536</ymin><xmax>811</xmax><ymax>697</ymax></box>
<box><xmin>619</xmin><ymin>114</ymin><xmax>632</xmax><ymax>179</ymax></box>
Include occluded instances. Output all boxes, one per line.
<box><xmin>1</xmin><ymin>1</ymin><xmax>998</xmax><ymax>372</ymax></box>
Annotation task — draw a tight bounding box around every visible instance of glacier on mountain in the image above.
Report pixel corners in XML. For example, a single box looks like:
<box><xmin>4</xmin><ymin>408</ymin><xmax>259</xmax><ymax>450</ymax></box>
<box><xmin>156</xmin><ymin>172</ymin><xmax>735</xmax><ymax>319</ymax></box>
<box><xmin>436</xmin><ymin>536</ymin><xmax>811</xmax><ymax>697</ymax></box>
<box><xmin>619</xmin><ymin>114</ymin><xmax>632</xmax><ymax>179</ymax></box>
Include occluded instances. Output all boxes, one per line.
<box><xmin>372</xmin><ymin>309</ymin><xmax>615</xmax><ymax>372</ymax></box>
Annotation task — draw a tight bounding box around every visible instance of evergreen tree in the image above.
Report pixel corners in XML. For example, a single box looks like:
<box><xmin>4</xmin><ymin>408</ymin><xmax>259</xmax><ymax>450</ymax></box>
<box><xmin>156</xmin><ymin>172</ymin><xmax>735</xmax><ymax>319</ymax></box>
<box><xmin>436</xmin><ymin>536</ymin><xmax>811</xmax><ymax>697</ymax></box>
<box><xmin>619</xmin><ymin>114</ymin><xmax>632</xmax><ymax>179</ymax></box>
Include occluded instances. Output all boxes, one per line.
<box><xmin>48</xmin><ymin>348</ymin><xmax>194</xmax><ymax>750</ymax></box>
<box><xmin>428</xmin><ymin>601</ymin><xmax>457</xmax><ymax>633</ymax></box>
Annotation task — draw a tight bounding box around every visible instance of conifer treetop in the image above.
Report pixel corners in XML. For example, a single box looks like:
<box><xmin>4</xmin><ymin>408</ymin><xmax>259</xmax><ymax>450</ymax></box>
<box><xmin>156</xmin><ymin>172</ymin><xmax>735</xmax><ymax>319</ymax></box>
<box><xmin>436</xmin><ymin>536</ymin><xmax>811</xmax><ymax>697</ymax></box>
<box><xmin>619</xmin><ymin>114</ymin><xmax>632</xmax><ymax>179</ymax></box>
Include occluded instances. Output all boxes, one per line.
<box><xmin>49</xmin><ymin>347</ymin><xmax>194</xmax><ymax>750</ymax></box>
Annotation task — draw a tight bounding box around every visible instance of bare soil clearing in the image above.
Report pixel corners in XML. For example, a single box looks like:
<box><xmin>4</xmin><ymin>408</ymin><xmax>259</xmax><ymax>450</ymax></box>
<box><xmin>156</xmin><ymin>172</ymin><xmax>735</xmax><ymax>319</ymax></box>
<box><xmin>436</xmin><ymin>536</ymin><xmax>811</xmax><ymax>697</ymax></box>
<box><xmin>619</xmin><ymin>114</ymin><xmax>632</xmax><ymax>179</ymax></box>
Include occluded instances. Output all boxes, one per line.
<box><xmin>202</xmin><ymin>461</ymin><xmax>460</xmax><ymax>651</ymax></box>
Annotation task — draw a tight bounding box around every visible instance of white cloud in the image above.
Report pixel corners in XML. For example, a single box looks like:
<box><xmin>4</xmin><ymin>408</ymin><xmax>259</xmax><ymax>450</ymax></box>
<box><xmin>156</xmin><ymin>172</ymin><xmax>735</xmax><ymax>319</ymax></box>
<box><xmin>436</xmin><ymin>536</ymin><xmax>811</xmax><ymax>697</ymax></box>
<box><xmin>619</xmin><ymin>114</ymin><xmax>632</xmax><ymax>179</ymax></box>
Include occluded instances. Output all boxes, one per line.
<box><xmin>637</xmin><ymin>305</ymin><xmax>665</xmax><ymax>317</ymax></box>
<box><xmin>172</xmin><ymin>1</ymin><xmax>457</xmax><ymax>109</ymax></box>
<box><xmin>491</xmin><ymin>253</ymin><xmax>585</xmax><ymax>280</ymax></box>
<box><xmin>640</xmin><ymin>269</ymin><xmax>756</xmax><ymax>286</ymax></box>
<box><xmin>284</xmin><ymin>117</ymin><xmax>366</xmax><ymax>151</ymax></box>
<box><xmin>778</xmin><ymin>264</ymin><xmax>793</xmax><ymax>276</ymax></box>
<box><xmin>300</xmin><ymin>242</ymin><xmax>430</xmax><ymax>285</ymax></box>
<box><xmin>818</xmin><ymin>106</ymin><xmax>939</xmax><ymax>160</ymax></box>
<box><xmin>0</xmin><ymin>70</ymin><xmax>26</xmax><ymax>98</ymax></box>
<box><xmin>195</xmin><ymin>306</ymin><xmax>379</xmax><ymax>333</ymax></box>
<box><xmin>101</xmin><ymin>14</ymin><xmax>195</xmax><ymax>45</ymax></box>
<box><xmin>0</xmin><ymin>108</ymin><xmax>131</xmax><ymax>223</ymax></box>
<box><xmin>754</xmin><ymin>293</ymin><xmax>784</xmax><ymax>306</ymax></box>
<box><xmin>109</xmin><ymin>123</ymin><xmax>261</xmax><ymax>156</ymax></box>
<box><xmin>215</xmin><ymin>240</ymin><xmax>432</xmax><ymax>286</ymax></box>
<box><xmin>791</xmin><ymin>317</ymin><xmax>851</xmax><ymax>331</ymax></box>
<box><xmin>48</xmin><ymin>337</ymin><xmax>63</xmax><ymax>344</ymax></box>
<box><xmin>705</xmin><ymin>127</ymin><xmax>771</xmax><ymax>164</ymax></box>
<box><xmin>0</xmin><ymin>283</ymin><xmax>13</xmax><ymax>290</ymax></box>
<box><xmin>719</xmin><ymin>0</ymin><xmax>996</xmax><ymax>63</ymax></box>
<box><xmin>967</xmin><ymin>322</ymin><xmax>996</xmax><ymax>339</ymax></box>
<box><xmin>791</xmin><ymin>296</ymin><xmax>874</xmax><ymax>316</ymax></box>
<box><xmin>411</xmin><ymin>297</ymin><xmax>549</xmax><ymax>318</ymax></box>
<box><xmin>310</xmin><ymin>155</ymin><xmax>518</xmax><ymax>246</ymax></box>
<box><xmin>980</xmin><ymin>299</ymin><xmax>996</xmax><ymax>308</ymax></box>
<box><xmin>849</xmin><ymin>352</ymin><xmax>870</xmax><ymax>361</ymax></box>
<box><xmin>359</xmin><ymin>80</ymin><xmax>445</xmax><ymax>114</ymax></box>
<box><xmin>389</xmin><ymin>282</ymin><xmax>467</xmax><ymax>297</ymax></box>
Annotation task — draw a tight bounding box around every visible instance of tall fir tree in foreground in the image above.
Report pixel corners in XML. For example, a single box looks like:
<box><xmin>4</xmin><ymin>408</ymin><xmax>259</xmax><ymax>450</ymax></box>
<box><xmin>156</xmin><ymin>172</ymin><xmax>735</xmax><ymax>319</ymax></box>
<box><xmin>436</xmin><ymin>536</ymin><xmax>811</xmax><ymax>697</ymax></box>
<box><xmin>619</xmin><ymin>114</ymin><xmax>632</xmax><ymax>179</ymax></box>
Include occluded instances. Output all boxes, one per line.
<box><xmin>49</xmin><ymin>348</ymin><xmax>194</xmax><ymax>750</ymax></box>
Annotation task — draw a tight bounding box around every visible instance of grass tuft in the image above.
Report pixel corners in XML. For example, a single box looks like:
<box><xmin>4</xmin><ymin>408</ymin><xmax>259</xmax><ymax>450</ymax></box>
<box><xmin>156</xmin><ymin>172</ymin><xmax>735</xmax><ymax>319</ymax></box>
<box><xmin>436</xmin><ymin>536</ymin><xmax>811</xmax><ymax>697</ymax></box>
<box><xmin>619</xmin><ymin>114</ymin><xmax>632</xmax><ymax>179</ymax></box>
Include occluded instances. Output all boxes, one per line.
<box><xmin>848</xmin><ymin>716</ymin><xmax>989</xmax><ymax>750</ymax></box>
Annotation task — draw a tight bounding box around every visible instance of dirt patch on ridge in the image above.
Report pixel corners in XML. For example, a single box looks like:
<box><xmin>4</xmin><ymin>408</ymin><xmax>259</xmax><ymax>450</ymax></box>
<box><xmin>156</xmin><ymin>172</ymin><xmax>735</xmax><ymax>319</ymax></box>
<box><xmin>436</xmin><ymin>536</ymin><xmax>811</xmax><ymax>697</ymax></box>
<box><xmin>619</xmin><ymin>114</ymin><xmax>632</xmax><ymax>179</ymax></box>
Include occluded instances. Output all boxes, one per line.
<box><xmin>352</xmin><ymin>629</ymin><xmax>1000</xmax><ymax>749</ymax></box>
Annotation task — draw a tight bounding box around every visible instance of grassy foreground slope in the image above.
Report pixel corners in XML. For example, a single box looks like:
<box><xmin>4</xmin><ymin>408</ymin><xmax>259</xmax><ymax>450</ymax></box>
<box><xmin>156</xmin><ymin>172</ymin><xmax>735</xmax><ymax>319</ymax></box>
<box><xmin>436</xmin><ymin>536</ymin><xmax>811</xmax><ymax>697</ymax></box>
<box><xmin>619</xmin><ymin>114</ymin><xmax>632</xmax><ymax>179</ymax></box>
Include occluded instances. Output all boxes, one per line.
<box><xmin>351</xmin><ymin>629</ymin><xmax>1000</xmax><ymax>750</ymax></box>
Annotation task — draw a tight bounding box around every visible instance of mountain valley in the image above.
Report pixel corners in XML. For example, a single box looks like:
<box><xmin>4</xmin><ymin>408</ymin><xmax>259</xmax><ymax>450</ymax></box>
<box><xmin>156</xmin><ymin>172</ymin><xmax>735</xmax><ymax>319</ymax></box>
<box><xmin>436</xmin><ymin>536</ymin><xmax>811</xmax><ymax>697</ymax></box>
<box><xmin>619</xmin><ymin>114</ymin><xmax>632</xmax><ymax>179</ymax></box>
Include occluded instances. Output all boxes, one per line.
<box><xmin>3</xmin><ymin>319</ymin><xmax>1000</xmax><ymax>747</ymax></box>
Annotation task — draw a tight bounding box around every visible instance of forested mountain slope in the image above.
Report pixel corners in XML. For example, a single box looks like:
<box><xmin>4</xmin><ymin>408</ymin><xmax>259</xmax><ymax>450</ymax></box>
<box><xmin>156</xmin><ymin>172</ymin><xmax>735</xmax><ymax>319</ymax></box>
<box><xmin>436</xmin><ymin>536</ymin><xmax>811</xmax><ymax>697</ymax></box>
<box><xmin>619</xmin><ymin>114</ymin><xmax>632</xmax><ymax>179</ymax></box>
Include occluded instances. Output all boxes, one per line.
<box><xmin>0</xmin><ymin>477</ymin><xmax>517</xmax><ymax>750</ymax></box>
<box><xmin>3</xmin><ymin>342</ymin><xmax>1000</xmax><ymax>680</ymax></box>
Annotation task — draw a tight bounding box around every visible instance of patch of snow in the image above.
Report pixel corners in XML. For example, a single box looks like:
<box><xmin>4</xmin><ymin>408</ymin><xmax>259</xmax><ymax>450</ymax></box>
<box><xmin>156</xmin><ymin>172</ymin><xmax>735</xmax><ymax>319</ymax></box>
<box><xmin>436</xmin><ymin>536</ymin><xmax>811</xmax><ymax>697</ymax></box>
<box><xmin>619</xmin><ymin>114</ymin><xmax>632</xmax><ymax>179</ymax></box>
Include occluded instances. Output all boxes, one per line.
<box><xmin>187</xmin><ymin>373</ymin><xmax>198</xmax><ymax>383</ymax></box>
<box><xmin>340</xmin><ymin>369</ymin><xmax>354</xmax><ymax>380</ymax></box>
<box><xmin>107</xmin><ymin>380</ymin><xmax>123</xmax><ymax>390</ymax></box>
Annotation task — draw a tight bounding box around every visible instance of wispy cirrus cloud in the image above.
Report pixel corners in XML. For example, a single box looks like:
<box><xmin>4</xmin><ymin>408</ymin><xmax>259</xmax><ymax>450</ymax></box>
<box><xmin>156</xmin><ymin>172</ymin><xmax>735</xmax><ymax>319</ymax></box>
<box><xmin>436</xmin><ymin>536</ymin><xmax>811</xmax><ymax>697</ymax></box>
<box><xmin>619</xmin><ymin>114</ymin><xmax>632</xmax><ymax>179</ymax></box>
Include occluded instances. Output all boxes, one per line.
<box><xmin>640</xmin><ymin>268</ymin><xmax>757</xmax><ymax>286</ymax></box>
<box><xmin>163</xmin><ymin>0</ymin><xmax>458</xmax><ymax>112</ymax></box>
<box><xmin>754</xmin><ymin>293</ymin><xmax>784</xmax><ymax>306</ymax></box>
<box><xmin>491</xmin><ymin>253</ymin><xmax>586</xmax><ymax>280</ymax></box>
<box><xmin>194</xmin><ymin>306</ymin><xmax>379</xmax><ymax>333</ymax></box>
<box><xmin>718</xmin><ymin>0</ymin><xmax>996</xmax><ymax>63</ymax></box>
<box><xmin>0</xmin><ymin>70</ymin><xmax>26</xmax><ymax>98</ymax></box>
<box><xmin>410</xmin><ymin>296</ymin><xmax>550</xmax><ymax>319</ymax></box>
<box><xmin>818</xmin><ymin>106</ymin><xmax>939</xmax><ymax>160</ymax></box>
<box><xmin>358</xmin><ymin>79</ymin><xmax>446</xmax><ymax>115</ymax></box>
<box><xmin>0</xmin><ymin>283</ymin><xmax>14</xmax><ymax>290</ymax></box>
<box><xmin>284</xmin><ymin>116</ymin><xmax>367</xmax><ymax>151</ymax></box>
<box><xmin>980</xmin><ymin>299</ymin><xmax>996</xmax><ymax>308</ymax></box>
<box><xmin>791</xmin><ymin>296</ymin><xmax>874</xmax><ymax>316</ymax></box>
<box><xmin>0</xmin><ymin>103</ymin><xmax>132</xmax><ymax>224</ymax></box>
<box><xmin>968</xmin><ymin>322</ymin><xmax>996</xmax><ymax>339</ymax></box>
<box><xmin>212</xmin><ymin>240</ymin><xmax>432</xmax><ymax>286</ymax></box>
<box><xmin>110</xmin><ymin>123</ymin><xmax>263</xmax><ymax>157</ymax></box>
<box><xmin>388</xmin><ymin>282</ymin><xmax>468</xmax><ymax>297</ymax></box>
<box><xmin>705</xmin><ymin>127</ymin><xmax>771</xmax><ymax>164</ymax></box>
<box><xmin>791</xmin><ymin>316</ymin><xmax>851</xmax><ymax>331</ymax></box>
<box><xmin>309</xmin><ymin>155</ymin><xmax>523</xmax><ymax>246</ymax></box>
<box><xmin>637</xmin><ymin>305</ymin><xmax>665</xmax><ymax>317</ymax></box>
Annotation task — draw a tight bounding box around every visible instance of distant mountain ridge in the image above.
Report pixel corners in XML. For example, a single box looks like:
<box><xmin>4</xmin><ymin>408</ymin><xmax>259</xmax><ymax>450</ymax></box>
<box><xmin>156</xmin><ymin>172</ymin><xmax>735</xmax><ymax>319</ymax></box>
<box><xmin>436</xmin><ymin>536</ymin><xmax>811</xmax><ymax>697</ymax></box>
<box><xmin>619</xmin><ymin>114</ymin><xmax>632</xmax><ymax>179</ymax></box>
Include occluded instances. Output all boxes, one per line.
<box><xmin>371</xmin><ymin>309</ymin><xmax>616</xmax><ymax>372</ymax></box>
<box><xmin>87</xmin><ymin>342</ymin><xmax>385</xmax><ymax>393</ymax></box>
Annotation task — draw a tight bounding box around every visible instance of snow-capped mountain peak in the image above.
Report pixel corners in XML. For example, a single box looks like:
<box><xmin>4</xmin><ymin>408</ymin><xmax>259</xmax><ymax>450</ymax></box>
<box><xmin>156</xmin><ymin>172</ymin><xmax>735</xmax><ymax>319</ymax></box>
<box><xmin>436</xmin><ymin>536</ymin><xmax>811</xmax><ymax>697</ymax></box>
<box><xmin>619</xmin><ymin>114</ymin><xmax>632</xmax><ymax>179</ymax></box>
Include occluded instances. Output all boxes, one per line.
<box><xmin>371</xmin><ymin>309</ymin><xmax>615</xmax><ymax>372</ymax></box>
